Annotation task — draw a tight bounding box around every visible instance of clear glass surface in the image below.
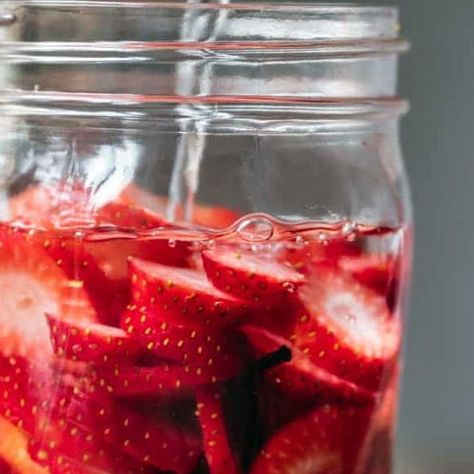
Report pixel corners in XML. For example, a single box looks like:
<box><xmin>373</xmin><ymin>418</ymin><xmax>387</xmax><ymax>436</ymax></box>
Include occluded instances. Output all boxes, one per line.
<box><xmin>0</xmin><ymin>3</ymin><xmax>411</xmax><ymax>474</ymax></box>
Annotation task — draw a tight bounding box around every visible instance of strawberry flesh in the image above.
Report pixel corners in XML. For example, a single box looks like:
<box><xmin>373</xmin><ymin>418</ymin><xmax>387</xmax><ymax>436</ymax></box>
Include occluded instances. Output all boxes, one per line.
<box><xmin>251</xmin><ymin>403</ymin><xmax>372</xmax><ymax>474</ymax></box>
<box><xmin>130</xmin><ymin>259</ymin><xmax>249</xmax><ymax>327</ymax></box>
<box><xmin>118</xmin><ymin>184</ymin><xmax>240</xmax><ymax>229</ymax></box>
<box><xmin>0</xmin><ymin>227</ymin><xmax>97</xmax><ymax>359</ymax></box>
<box><xmin>28</xmin><ymin>422</ymin><xmax>154</xmax><ymax>474</ymax></box>
<box><xmin>338</xmin><ymin>254</ymin><xmax>397</xmax><ymax>296</ymax></box>
<box><xmin>241</xmin><ymin>325</ymin><xmax>373</xmax><ymax>404</ymax></box>
<box><xmin>0</xmin><ymin>417</ymin><xmax>47</xmax><ymax>474</ymax></box>
<box><xmin>46</xmin><ymin>314</ymin><xmax>142</xmax><ymax>364</ymax></box>
<box><xmin>297</xmin><ymin>265</ymin><xmax>400</xmax><ymax>391</ymax></box>
<box><xmin>90</xmin><ymin>356</ymin><xmax>245</xmax><ymax>398</ymax></box>
<box><xmin>69</xmin><ymin>394</ymin><xmax>201</xmax><ymax>473</ymax></box>
<box><xmin>195</xmin><ymin>385</ymin><xmax>240</xmax><ymax>474</ymax></box>
<box><xmin>202</xmin><ymin>248</ymin><xmax>304</xmax><ymax>307</ymax></box>
<box><xmin>121</xmin><ymin>308</ymin><xmax>249</xmax><ymax>381</ymax></box>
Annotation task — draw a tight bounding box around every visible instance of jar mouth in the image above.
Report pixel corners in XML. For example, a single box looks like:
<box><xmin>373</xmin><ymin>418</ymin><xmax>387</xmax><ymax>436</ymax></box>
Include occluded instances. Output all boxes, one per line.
<box><xmin>4</xmin><ymin>1</ymin><xmax>396</xmax><ymax>15</ymax></box>
<box><xmin>1</xmin><ymin>1</ymin><xmax>401</xmax><ymax>42</ymax></box>
<box><xmin>0</xmin><ymin>2</ymin><xmax>406</xmax><ymax>103</ymax></box>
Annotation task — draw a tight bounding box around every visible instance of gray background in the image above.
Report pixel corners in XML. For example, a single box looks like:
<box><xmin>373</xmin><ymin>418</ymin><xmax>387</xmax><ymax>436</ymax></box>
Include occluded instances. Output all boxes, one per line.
<box><xmin>374</xmin><ymin>0</ymin><xmax>474</xmax><ymax>472</ymax></box>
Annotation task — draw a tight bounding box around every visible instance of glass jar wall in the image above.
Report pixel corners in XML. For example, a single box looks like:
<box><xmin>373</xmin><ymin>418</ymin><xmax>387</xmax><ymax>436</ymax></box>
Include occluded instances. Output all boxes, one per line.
<box><xmin>0</xmin><ymin>3</ymin><xmax>411</xmax><ymax>474</ymax></box>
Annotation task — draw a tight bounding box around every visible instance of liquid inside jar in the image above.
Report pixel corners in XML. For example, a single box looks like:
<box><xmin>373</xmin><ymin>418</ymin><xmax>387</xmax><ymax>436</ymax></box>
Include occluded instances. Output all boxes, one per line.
<box><xmin>0</xmin><ymin>183</ymin><xmax>406</xmax><ymax>474</ymax></box>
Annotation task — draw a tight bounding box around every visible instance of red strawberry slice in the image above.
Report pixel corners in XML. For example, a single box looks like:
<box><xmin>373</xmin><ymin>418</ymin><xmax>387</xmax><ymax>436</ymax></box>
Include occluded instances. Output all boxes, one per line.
<box><xmin>130</xmin><ymin>259</ymin><xmax>249</xmax><ymax>327</ymax></box>
<box><xmin>85</xmin><ymin>201</ymin><xmax>190</xmax><ymax>316</ymax></box>
<box><xmin>0</xmin><ymin>227</ymin><xmax>97</xmax><ymax>359</ymax></box>
<box><xmin>192</xmin><ymin>206</ymin><xmax>240</xmax><ymax>230</ymax></box>
<box><xmin>195</xmin><ymin>385</ymin><xmax>240</xmax><ymax>474</ymax></box>
<box><xmin>297</xmin><ymin>265</ymin><xmax>400</xmax><ymax>392</ymax></box>
<box><xmin>0</xmin><ymin>354</ymin><xmax>61</xmax><ymax>435</ymax></box>
<box><xmin>0</xmin><ymin>417</ymin><xmax>47</xmax><ymax>474</ymax></box>
<box><xmin>10</xmin><ymin>185</ymin><xmax>190</xmax><ymax>320</ymax></box>
<box><xmin>87</xmin><ymin>237</ymin><xmax>190</xmax><ymax>284</ymax></box>
<box><xmin>251</xmin><ymin>403</ymin><xmax>372</xmax><ymax>474</ymax></box>
<box><xmin>116</xmin><ymin>184</ymin><xmax>167</xmax><ymax>214</ymax></box>
<box><xmin>46</xmin><ymin>314</ymin><xmax>142</xmax><ymax>364</ymax></box>
<box><xmin>8</xmin><ymin>183</ymin><xmax>92</xmax><ymax>228</ymax></box>
<box><xmin>89</xmin><ymin>363</ymin><xmax>191</xmax><ymax>398</ymax></box>
<box><xmin>92</xmin><ymin>201</ymin><xmax>190</xmax><ymax>280</ymax></box>
<box><xmin>68</xmin><ymin>394</ymin><xmax>201</xmax><ymax>473</ymax></box>
<box><xmin>90</xmin><ymin>354</ymin><xmax>245</xmax><ymax>398</ymax></box>
<box><xmin>338</xmin><ymin>254</ymin><xmax>397</xmax><ymax>296</ymax></box>
<box><xmin>27</xmin><ymin>230</ymin><xmax>124</xmax><ymax>326</ymax></box>
<box><xmin>29</xmin><ymin>419</ymin><xmax>155</xmax><ymax>474</ymax></box>
<box><xmin>118</xmin><ymin>184</ymin><xmax>240</xmax><ymax>229</ymax></box>
<box><xmin>355</xmin><ymin>370</ymin><xmax>400</xmax><ymax>474</ymax></box>
<box><xmin>121</xmin><ymin>308</ymin><xmax>249</xmax><ymax>378</ymax></box>
<box><xmin>241</xmin><ymin>325</ymin><xmax>373</xmax><ymax>404</ymax></box>
<box><xmin>95</xmin><ymin>201</ymin><xmax>168</xmax><ymax>231</ymax></box>
<box><xmin>279</xmin><ymin>237</ymin><xmax>361</xmax><ymax>273</ymax></box>
<box><xmin>202</xmin><ymin>248</ymin><xmax>305</xmax><ymax>308</ymax></box>
<box><xmin>0</xmin><ymin>459</ymin><xmax>13</xmax><ymax>474</ymax></box>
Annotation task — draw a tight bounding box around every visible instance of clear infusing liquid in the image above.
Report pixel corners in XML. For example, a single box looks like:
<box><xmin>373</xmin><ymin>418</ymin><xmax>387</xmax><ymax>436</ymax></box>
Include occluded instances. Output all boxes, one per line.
<box><xmin>0</xmin><ymin>182</ymin><xmax>408</xmax><ymax>474</ymax></box>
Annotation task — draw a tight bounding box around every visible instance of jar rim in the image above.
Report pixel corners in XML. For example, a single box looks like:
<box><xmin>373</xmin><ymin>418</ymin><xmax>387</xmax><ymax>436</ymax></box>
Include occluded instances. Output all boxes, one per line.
<box><xmin>4</xmin><ymin>1</ymin><xmax>397</xmax><ymax>15</ymax></box>
<box><xmin>1</xmin><ymin>1</ymin><xmax>402</xmax><ymax>45</ymax></box>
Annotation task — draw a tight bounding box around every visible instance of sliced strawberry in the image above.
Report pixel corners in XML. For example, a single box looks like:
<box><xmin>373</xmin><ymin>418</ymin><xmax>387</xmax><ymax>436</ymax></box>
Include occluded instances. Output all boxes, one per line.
<box><xmin>0</xmin><ymin>459</ymin><xmax>12</xmax><ymax>474</ymax></box>
<box><xmin>251</xmin><ymin>403</ymin><xmax>372</xmax><ymax>474</ymax></box>
<box><xmin>241</xmin><ymin>325</ymin><xmax>373</xmax><ymax>404</ymax></box>
<box><xmin>0</xmin><ymin>417</ymin><xmax>47</xmax><ymax>474</ymax></box>
<box><xmin>46</xmin><ymin>314</ymin><xmax>142</xmax><ymax>364</ymax></box>
<box><xmin>8</xmin><ymin>183</ymin><xmax>92</xmax><ymax>228</ymax></box>
<box><xmin>10</xmin><ymin>185</ymin><xmax>190</xmax><ymax>320</ymax></box>
<box><xmin>297</xmin><ymin>265</ymin><xmax>400</xmax><ymax>391</ymax></box>
<box><xmin>355</xmin><ymin>370</ymin><xmax>400</xmax><ymax>474</ymax></box>
<box><xmin>0</xmin><ymin>227</ymin><xmax>97</xmax><ymax>359</ymax></box>
<box><xmin>25</xmin><ymin>228</ymin><xmax>135</xmax><ymax>326</ymax></box>
<box><xmin>118</xmin><ymin>184</ymin><xmax>240</xmax><ymax>229</ymax></box>
<box><xmin>195</xmin><ymin>385</ymin><xmax>240</xmax><ymax>474</ymax></box>
<box><xmin>116</xmin><ymin>184</ymin><xmax>167</xmax><ymax>214</ymax></box>
<box><xmin>192</xmin><ymin>206</ymin><xmax>240</xmax><ymax>230</ymax></box>
<box><xmin>0</xmin><ymin>354</ymin><xmax>57</xmax><ymax>435</ymax></box>
<box><xmin>121</xmin><ymin>308</ymin><xmax>249</xmax><ymax>378</ymax></box>
<box><xmin>202</xmin><ymin>248</ymin><xmax>304</xmax><ymax>307</ymax></box>
<box><xmin>89</xmin><ymin>363</ymin><xmax>189</xmax><ymax>397</ymax></box>
<box><xmin>95</xmin><ymin>201</ymin><xmax>168</xmax><ymax>231</ymax></box>
<box><xmin>338</xmin><ymin>254</ymin><xmax>397</xmax><ymax>295</ymax></box>
<box><xmin>30</xmin><ymin>231</ymin><xmax>122</xmax><ymax>325</ymax></box>
<box><xmin>85</xmin><ymin>201</ymin><xmax>190</xmax><ymax>307</ymax></box>
<box><xmin>29</xmin><ymin>419</ymin><xmax>155</xmax><ymax>474</ymax></box>
<box><xmin>279</xmin><ymin>237</ymin><xmax>361</xmax><ymax>273</ymax></box>
<box><xmin>90</xmin><ymin>355</ymin><xmax>244</xmax><ymax>398</ymax></box>
<box><xmin>69</xmin><ymin>394</ymin><xmax>201</xmax><ymax>473</ymax></box>
<box><xmin>130</xmin><ymin>259</ymin><xmax>250</xmax><ymax>327</ymax></box>
<box><xmin>87</xmin><ymin>237</ymin><xmax>189</xmax><ymax>283</ymax></box>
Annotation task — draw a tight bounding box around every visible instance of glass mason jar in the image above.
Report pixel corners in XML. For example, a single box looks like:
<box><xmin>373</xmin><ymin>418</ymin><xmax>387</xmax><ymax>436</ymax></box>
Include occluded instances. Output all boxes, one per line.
<box><xmin>0</xmin><ymin>2</ymin><xmax>411</xmax><ymax>474</ymax></box>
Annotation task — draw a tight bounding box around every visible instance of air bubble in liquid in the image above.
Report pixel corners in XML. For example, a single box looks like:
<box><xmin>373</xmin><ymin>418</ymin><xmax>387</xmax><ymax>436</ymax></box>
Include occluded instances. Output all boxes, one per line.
<box><xmin>295</xmin><ymin>235</ymin><xmax>306</xmax><ymax>249</ymax></box>
<box><xmin>342</xmin><ymin>221</ymin><xmax>358</xmax><ymax>241</ymax></box>
<box><xmin>237</xmin><ymin>217</ymin><xmax>274</xmax><ymax>243</ymax></box>
<box><xmin>282</xmin><ymin>281</ymin><xmax>296</xmax><ymax>293</ymax></box>
<box><xmin>318</xmin><ymin>232</ymin><xmax>329</xmax><ymax>246</ymax></box>
<box><xmin>168</xmin><ymin>239</ymin><xmax>177</xmax><ymax>248</ymax></box>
